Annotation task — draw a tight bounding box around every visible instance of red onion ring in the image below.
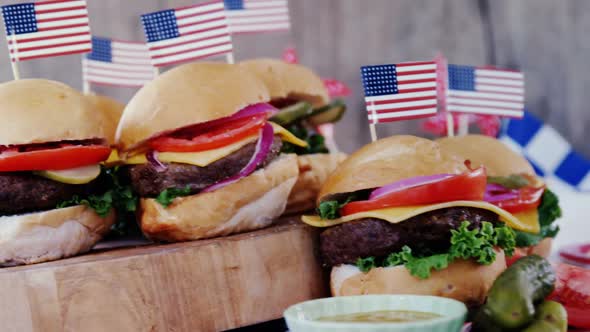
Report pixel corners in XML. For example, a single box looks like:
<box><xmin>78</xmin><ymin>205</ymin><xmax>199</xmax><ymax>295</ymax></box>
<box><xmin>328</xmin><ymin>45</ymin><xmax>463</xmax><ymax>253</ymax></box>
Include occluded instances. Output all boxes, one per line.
<box><xmin>146</xmin><ymin>150</ymin><xmax>167</xmax><ymax>172</ymax></box>
<box><xmin>169</xmin><ymin>103</ymin><xmax>278</xmax><ymax>139</ymax></box>
<box><xmin>483</xmin><ymin>183</ymin><xmax>519</xmax><ymax>202</ymax></box>
<box><xmin>369</xmin><ymin>174</ymin><xmax>454</xmax><ymax>200</ymax></box>
<box><xmin>202</xmin><ymin>123</ymin><xmax>274</xmax><ymax>193</ymax></box>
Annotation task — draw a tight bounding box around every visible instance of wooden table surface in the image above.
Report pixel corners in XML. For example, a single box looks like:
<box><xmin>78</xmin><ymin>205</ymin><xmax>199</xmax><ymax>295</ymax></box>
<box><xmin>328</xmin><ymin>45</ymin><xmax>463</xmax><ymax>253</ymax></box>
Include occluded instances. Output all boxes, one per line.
<box><xmin>0</xmin><ymin>218</ymin><xmax>328</xmax><ymax>332</ymax></box>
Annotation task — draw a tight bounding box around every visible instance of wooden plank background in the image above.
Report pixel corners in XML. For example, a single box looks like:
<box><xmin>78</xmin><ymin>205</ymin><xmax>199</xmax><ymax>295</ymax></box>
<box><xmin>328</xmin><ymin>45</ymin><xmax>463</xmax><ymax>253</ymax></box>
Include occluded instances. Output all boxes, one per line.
<box><xmin>0</xmin><ymin>0</ymin><xmax>588</xmax><ymax>157</ymax></box>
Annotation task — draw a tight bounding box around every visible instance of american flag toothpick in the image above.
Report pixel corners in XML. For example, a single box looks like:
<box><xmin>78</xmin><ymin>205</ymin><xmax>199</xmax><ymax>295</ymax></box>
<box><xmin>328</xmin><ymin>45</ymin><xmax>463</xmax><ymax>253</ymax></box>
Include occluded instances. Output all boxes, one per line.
<box><xmin>1</xmin><ymin>0</ymin><xmax>92</xmax><ymax>80</ymax></box>
<box><xmin>446</xmin><ymin>64</ymin><xmax>525</xmax><ymax>135</ymax></box>
<box><xmin>82</xmin><ymin>36</ymin><xmax>155</xmax><ymax>93</ymax></box>
<box><xmin>361</xmin><ymin>61</ymin><xmax>439</xmax><ymax>141</ymax></box>
<box><xmin>224</xmin><ymin>0</ymin><xmax>290</xmax><ymax>34</ymax></box>
<box><xmin>141</xmin><ymin>0</ymin><xmax>234</xmax><ymax>68</ymax></box>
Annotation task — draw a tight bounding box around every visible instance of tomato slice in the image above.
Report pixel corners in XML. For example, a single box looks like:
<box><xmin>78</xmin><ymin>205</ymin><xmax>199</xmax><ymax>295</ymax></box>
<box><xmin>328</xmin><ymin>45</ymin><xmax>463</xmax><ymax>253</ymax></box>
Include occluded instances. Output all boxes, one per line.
<box><xmin>150</xmin><ymin>114</ymin><xmax>266</xmax><ymax>153</ymax></box>
<box><xmin>0</xmin><ymin>145</ymin><xmax>111</xmax><ymax>171</ymax></box>
<box><xmin>493</xmin><ymin>186</ymin><xmax>544</xmax><ymax>213</ymax></box>
<box><xmin>549</xmin><ymin>263</ymin><xmax>590</xmax><ymax>329</ymax></box>
<box><xmin>341</xmin><ymin>167</ymin><xmax>487</xmax><ymax>216</ymax></box>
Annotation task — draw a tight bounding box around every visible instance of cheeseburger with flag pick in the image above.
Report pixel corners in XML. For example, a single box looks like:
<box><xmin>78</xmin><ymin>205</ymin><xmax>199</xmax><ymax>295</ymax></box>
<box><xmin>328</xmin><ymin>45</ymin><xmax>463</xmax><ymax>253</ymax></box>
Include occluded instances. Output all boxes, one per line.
<box><xmin>300</xmin><ymin>135</ymin><xmax>543</xmax><ymax>306</ymax></box>
<box><xmin>115</xmin><ymin>62</ymin><xmax>304</xmax><ymax>242</ymax></box>
<box><xmin>438</xmin><ymin>134</ymin><xmax>562</xmax><ymax>260</ymax></box>
<box><xmin>0</xmin><ymin>79</ymin><xmax>115</xmax><ymax>266</ymax></box>
<box><xmin>240</xmin><ymin>59</ymin><xmax>348</xmax><ymax>213</ymax></box>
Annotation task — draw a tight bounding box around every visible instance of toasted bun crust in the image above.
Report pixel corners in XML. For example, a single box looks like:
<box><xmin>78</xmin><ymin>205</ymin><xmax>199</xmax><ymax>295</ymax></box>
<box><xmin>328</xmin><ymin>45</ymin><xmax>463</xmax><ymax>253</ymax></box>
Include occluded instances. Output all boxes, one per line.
<box><xmin>138</xmin><ymin>154</ymin><xmax>298</xmax><ymax>241</ymax></box>
<box><xmin>437</xmin><ymin>135</ymin><xmax>535</xmax><ymax>177</ymax></box>
<box><xmin>331</xmin><ymin>250</ymin><xmax>507</xmax><ymax>306</ymax></box>
<box><xmin>240</xmin><ymin>58</ymin><xmax>330</xmax><ymax>107</ymax></box>
<box><xmin>0</xmin><ymin>79</ymin><xmax>106</xmax><ymax>145</ymax></box>
<box><xmin>0</xmin><ymin>206</ymin><xmax>115</xmax><ymax>267</ymax></box>
<box><xmin>285</xmin><ymin>153</ymin><xmax>348</xmax><ymax>214</ymax></box>
<box><xmin>318</xmin><ymin>136</ymin><xmax>467</xmax><ymax>202</ymax></box>
<box><xmin>85</xmin><ymin>94</ymin><xmax>125</xmax><ymax>145</ymax></box>
<box><xmin>116</xmin><ymin>62</ymin><xmax>270</xmax><ymax>151</ymax></box>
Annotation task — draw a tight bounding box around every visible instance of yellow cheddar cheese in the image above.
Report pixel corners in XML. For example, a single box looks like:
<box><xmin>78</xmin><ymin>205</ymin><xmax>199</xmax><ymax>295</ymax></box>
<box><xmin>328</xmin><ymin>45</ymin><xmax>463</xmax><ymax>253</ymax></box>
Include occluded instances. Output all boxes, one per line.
<box><xmin>302</xmin><ymin>200</ymin><xmax>540</xmax><ymax>234</ymax></box>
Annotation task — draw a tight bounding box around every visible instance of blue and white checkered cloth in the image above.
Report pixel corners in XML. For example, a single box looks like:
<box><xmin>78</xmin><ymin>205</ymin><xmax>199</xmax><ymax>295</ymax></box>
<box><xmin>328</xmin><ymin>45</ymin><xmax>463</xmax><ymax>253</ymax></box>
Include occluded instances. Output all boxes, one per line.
<box><xmin>499</xmin><ymin>111</ymin><xmax>590</xmax><ymax>191</ymax></box>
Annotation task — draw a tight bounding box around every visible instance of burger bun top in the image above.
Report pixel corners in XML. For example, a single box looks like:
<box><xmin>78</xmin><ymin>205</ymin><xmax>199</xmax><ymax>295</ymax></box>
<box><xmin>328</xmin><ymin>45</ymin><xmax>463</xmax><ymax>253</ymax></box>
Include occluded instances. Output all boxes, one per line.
<box><xmin>437</xmin><ymin>135</ymin><xmax>535</xmax><ymax>177</ymax></box>
<box><xmin>116</xmin><ymin>62</ymin><xmax>270</xmax><ymax>151</ymax></box>
<box><xmin>240</xmin><ymin>58</ymin><xmax>329</xmax><ymax>107</ymax></box>
<box><xmin>318</xmin><ymin>135</ymin><xmax>467</xmax><ymax>203</ymax></box>
<box><xmin>0</xmin><ymin>79</ymin><xmax>107</xmax><ymax>145</ymax></box>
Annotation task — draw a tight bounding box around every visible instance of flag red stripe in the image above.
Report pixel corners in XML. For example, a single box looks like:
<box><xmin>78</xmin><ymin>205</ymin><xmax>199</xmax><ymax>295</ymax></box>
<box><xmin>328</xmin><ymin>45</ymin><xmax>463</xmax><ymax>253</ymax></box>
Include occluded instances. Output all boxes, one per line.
<box><xmin>450</xmin><ymin>95</ymin><xmax>524</xmax><ymax>103</ymax></box>
<box><xmin>368</xmin><ymin>104</ymin><xmax>437</xmax><ymax>114</ymax></box>
<box><xmin>175</xmin><ymin>0</ymin><xmax>222</xmax><ymax>11</ymax></box>
<box><xmin>396</xmin><ymin>69</ymin><xmax>436</xmax><ymax>76</ymax></box>
<box><xmin>365</xmin><ymin>95</ymin><xmax>436</xmax><ymax>106</ymax></box>
<box><xmin>447</xmin><ymin>103</ymin><xmax>522</xmax><ymax>111</ymax></box>
<box><xmin>149</xmin><ymin>32</ymin><xmax>228</xmax><ymax>51</ymax></box>
<box><xmin>10</xmin><ymin>39</ymin><xmax>89</xmax><ymax>52</ymax></box>
<box><xmin>155</xmin><ymin>49</ymin><xmax>231</xmax><ymax>67</ymax></box>
<box><xmin>395</xmin><ymin>61</ymin><xmax>435</xmax><ymax>67</ymax></box>
<box><xmin>13</xmin><ymin>48</ymin><xmax>91</xmax><ymax>61</ymax></box>
<box><xmin>177</xmin><ymin>17</ymin><xmax>226</xmax><ymax>29</ymax></box>
<box><xmin>175</xmin><ymin>7</ymin><xmax>223</xmax><ymax>19</ymax></box>
<box><xmin>397</xmin><ymin>87</ymin><xmax>438</xmax><ymax>94</ymax></box>
<box><xmin>37</xmin><ymin>22</ymin><xmax>89</xmax><ymax>32</ymax></box>
<box><xmin>36</xmin><ymin>14</ymin><xmax>87</xmax><ymax>23</ymax></box>
<box><xmin>34</xmin><ymin>5</ymin><xmax>87</xmax><ymax>15</ymax></box>
<box><xmin>397</xmin><ymin>78</ymin><xmax>437</xmax><ymax>85</ymax></box>
<box><xmin>8</xmin><ymin>31</ymin><xmax>89</xmax><ymax>44</ymax></box>
<box><xmin>151</xmin><ymin>41</ymin><xmax>231</xmax><ymax>59</ymax></box>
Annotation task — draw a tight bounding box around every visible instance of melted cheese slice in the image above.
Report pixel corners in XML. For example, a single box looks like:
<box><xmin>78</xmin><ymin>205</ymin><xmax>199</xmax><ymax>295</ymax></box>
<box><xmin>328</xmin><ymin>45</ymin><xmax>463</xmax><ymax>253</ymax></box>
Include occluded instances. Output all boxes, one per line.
<box><xmin>270</xmin><ymin>122</ymin><xmax>308</xmax><ymax>147</ymax></box>
<box><xmin>302</xmin><ymin>200</ymin><xmax>541</xmax><ymax>234</ymax></box>
<box><xmin>112</xmin><ymin>122</ymin><xmax>307</xmax><ymax>167</ymax></box>
<box><xmin>125</xmin><ymin>136</ymin><xmax>258</xmax><ymax>166</ymax></box>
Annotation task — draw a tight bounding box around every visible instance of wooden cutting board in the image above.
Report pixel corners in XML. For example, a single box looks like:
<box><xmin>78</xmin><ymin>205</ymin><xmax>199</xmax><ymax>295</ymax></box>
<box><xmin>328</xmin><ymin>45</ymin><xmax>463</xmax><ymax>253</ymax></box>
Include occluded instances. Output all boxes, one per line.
<box><xmin>0</xmin><ymin>218</ymin><xmax>328</xmax><ymax>332</ymax></box>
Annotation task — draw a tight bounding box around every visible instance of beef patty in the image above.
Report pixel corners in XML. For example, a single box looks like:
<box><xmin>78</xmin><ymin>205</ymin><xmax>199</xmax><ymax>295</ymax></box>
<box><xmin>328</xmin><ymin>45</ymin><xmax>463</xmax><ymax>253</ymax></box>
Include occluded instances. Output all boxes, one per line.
<box><xmin>0</xmin><ymin>173</ymin><xmax>104</xmax><ymax>216</ymax></box>
<box><xmin>128</xmin><ymin>136</ymin><xmax>283</xmax><ymax>197</ymax></box>
<box><xmin>319</xmin><ymin>207</ymin><xmax>499</xmax><ymax>267</ymax></box>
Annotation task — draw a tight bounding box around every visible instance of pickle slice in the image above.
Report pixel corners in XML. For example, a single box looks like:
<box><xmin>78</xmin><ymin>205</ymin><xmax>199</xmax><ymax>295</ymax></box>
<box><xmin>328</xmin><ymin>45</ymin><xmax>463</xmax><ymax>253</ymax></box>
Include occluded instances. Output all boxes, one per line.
<box><xmin>36</xmin><ymin>164</ymin><xmax>101</xmax><ymax>184</ymax></box>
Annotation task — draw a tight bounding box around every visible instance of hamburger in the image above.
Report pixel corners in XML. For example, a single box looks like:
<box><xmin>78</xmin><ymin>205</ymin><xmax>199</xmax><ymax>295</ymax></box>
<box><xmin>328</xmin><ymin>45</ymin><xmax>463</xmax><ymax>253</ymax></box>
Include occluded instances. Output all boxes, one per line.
<box><xmin>115</xmin><ymin>62</ymin><xmax>304</xmax><ymax>242</ymax></box>
<box><xmin>240</xmin><ymin>59</ymin><xmax>347</xmax><ymax>214</ymax></box>
<box><xmin>301</xmin><ymin>136</ymin><xmax>541</xmax><ymax>306</ymax></box>
<box><xmin>0</xmin><ymin>79</ymin><xmax>115</xmax><ymax>266</ymax></box>
<box><xmin>437</xmin><ymin>134</ymin><xmax>562</xmax><ymax>258</ymax></box>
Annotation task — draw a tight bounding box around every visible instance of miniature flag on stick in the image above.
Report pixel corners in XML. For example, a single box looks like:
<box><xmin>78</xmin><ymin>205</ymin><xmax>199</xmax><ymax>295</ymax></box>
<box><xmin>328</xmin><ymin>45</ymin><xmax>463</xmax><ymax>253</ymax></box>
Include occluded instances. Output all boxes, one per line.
<box><xmin>224</xmin><ymin>0</ymin><xmax>290</xmax><ymax>34</ymax></box>
<box><xmin>1</xmin><ymin>0</ymin><xmax>91</xmax><ymax>79</ymax></box>
<box><xmin>141</xmin><ymin>0</ymin><xmax>234</xmax><ymax>68</ymax></box>
<box><xmin>361</xmin><ymin>61</ymin><xmax>438</xmax><ymax>141</ymax></box>
<box><xmin>446</xmin><ymin>64</ymin><xmax>525</xmax><ymax>135</ymax></box>
<box><xmin>82</xmin><ymin>37</ymin><xmax>155</xmax><ymax>91</ymax></box>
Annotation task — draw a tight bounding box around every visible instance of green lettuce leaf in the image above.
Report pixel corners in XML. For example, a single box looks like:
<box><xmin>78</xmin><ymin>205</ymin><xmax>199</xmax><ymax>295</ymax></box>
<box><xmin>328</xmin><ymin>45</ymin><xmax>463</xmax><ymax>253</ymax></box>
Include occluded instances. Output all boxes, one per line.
<box><xmin>317</xmin><ymin>195</ymin><xmax>360</xmax><ymax>220</ymax></box>
<box><xmin>57</xmin><ymin>192</ymin><xmax>113</xmax><ymax>217</ymax></box>
<box><xmin>356</xmin><ymin>221</ymin><xmax>516</xmax><ymax>279</ymax></box>
<box><xmin>356</xmin><ymin>256</ymin><xmax>377</xmax><ymax>273</ymax></box>
<box><xmin>514</xmin><ymin>188</ymin><xmax>562</xmax><ymax>247</ymax></box>
<box><xmin>280</xmin><ymin>123</ymin><xmax>329</xmax><ymax>155</ymax></box>
<box><xmin>155</xmin><ymin>186</ymin><xmax>191</xmax><ymax>207</ymax></box>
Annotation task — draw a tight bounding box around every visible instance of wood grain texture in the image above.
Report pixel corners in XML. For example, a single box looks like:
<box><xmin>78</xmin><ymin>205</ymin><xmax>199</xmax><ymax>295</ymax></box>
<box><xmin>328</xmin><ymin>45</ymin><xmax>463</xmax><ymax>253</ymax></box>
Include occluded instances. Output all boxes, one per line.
<box><xmin>0</xmin><ymin>0</ymin><xmax>587</xmax><ymax>156</ymax></box>
<box><xmin>0</xmin><ymin>220</ymin><xmax>327</xmax><ymax>332</ymax></box>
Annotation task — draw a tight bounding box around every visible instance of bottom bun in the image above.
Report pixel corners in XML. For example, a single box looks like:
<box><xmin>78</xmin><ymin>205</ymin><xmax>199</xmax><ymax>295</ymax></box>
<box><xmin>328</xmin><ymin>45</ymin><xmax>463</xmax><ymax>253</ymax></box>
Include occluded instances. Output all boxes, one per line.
<box><xmin>331</xmin><ymin>249</ymin><xmax>507</xmax><ymax>306</ymax></box>
<box><xmin>0</xmin><ymin>205</ymin><xmax>115</xmax><ymax>267</ymax></box>
<box><xmin>139</xmin><ymin>154</ymin><xmax>299</xmax><ymax>242</ymax></box>
<box><xmin>285</xmin><ymin>153</ymin><xmax>347</xmax><ymax>214</ymax></box>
